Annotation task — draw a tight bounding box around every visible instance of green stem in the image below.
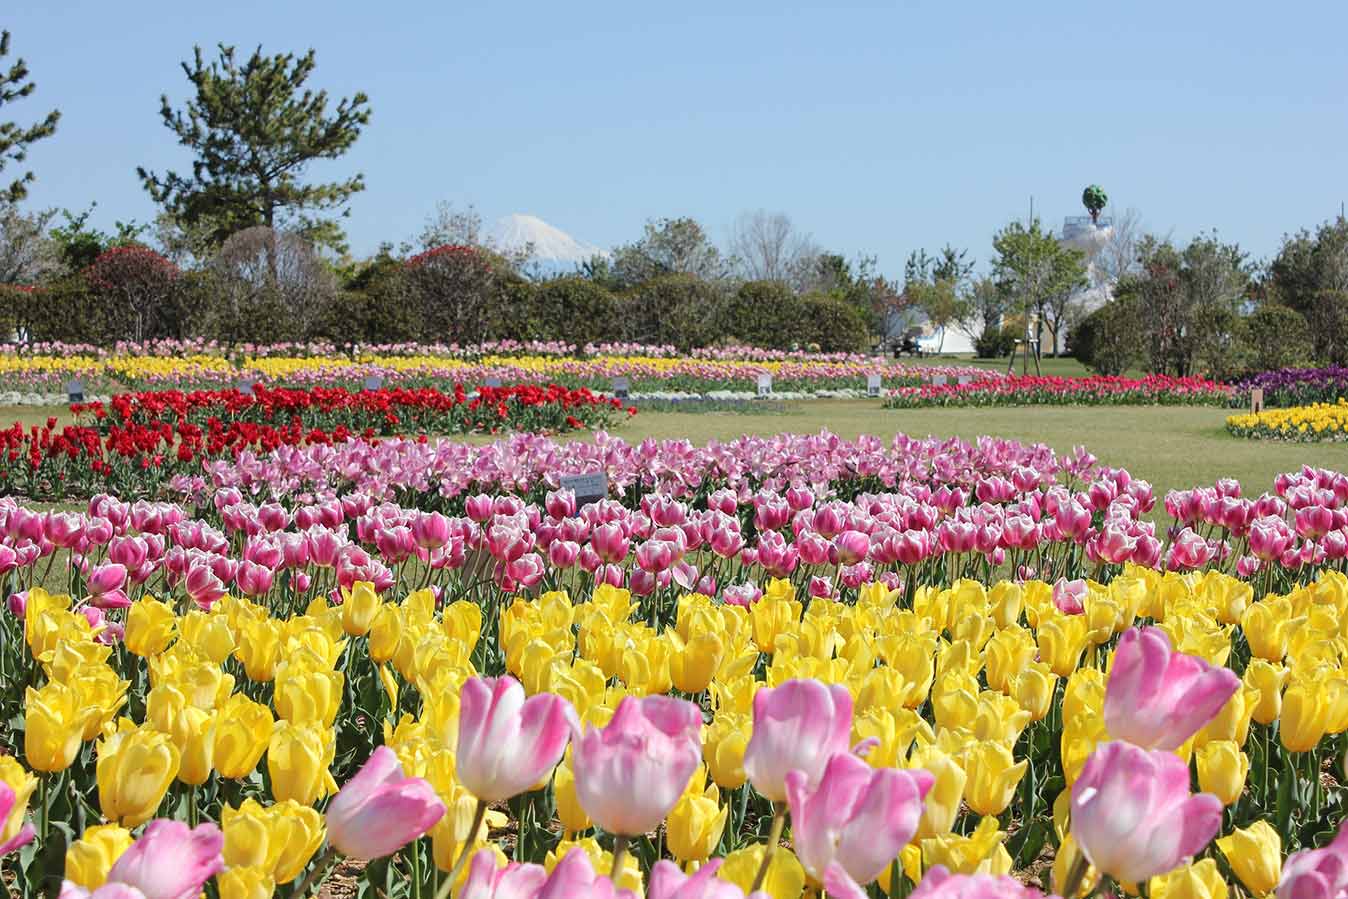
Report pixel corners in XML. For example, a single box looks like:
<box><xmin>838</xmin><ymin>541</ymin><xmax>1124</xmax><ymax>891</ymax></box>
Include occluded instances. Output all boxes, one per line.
<box><xmin>411</xmin><ymin>835</ymin><xmax>422</xmax><ymax>899</ymax></box>
<box><xmin>1060</xmin><ymin>846</ymin><xmax>1090</xmax><ymax>899</ymax></box>
<box><xmin>37</xmin><ymin>774</ymin><xmax>48</xmax><ymax>845</ymax></box>
<box><xmin>293</xmin><ymin>844</ymin><xmax>340</xmax><ymax>898</ymax></box>
<box><xmin>750</xmin><ymin>804</ymin><xmax>788</xmax><ymax>894</ymax></box>
<box><xmin>434</xmin><ymin>798</ymin><xmax>488</xmax><ymax>899</ymax></box>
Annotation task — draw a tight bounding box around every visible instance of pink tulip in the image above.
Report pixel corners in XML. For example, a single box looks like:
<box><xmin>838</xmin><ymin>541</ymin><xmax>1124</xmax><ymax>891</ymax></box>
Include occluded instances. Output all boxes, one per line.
<box><xmin>1277</xmin><ymin>820</ymin><xmax>1348</xmax><ymax>899</ymax></box>
<box><xmin>60</xmin><ymin>884</ymin><xmax>145</xmax><ymax>899</ymax></box>
<box><xmin>908</xmin><ymin>866</ymin><xmax>1049</xmax><ymax>899</ymax></box>
<box><xmin>457</xmin><ymin>677</ymin><xmax>575</xmax><ymax>803</ymax></box>
<box><xmin>458</xmin><ymin>848</ymin><xmax>548</xmax><ymax>899</ymax></box>
<box><xmin>1071</xmin><ymin>741</ymin><xmax>1222</xmax><ymax>884</ymax></box>
<box><xmin>536</xmin><ymin>846</ymin><xmax>627</xmax><ymax>899</ymax></box>
<box><xmin>0</xmin><ymin>782</ymin><xmax>33</xmax><ymax>856</ymax></box>
<box><xmin>786</xmin><ymin>751</ymin><xmax>933</xmax><ymax>888</ymax></box>
<box><xmin>572</xmin><ymin>695</ymin><xmax>702</xmax><ymax>836</ymax></box>
<box><xmin>102</xmin><ymin>820</ymin><xmax>224</xmax><ymax>899</ymax></box>
<box><xmin>1104</xmin><ymin>628</ymin><xmax>1239</xmax><ymax>750</ymax></box>
<box><xmin>1051</xmin><ymin>578</ymin><xmax>1086</xmax><ymax>615</ymax></box>
<box><xmin>86</xmin><ymin>562</ymin><xmax>127</xmax><ymax>596</ymax></box>
<box><xmin>412</xmin><ymin>511</ymin><xmax>452</xmax><ymax>549</ymax></box>
<box><xmin>647</xmin><ymin>859</ymin><xmax>766</xmax><ymax>899</ymax></box>
<box><xmin>743</xmin><ymin>679</ymin><xmax>853</xmax><ymax>802</ymax></box>
<box><xmin>326</xmin><ymin>745</ymin><xmax>446</xmax><ymax>859</ymax></box>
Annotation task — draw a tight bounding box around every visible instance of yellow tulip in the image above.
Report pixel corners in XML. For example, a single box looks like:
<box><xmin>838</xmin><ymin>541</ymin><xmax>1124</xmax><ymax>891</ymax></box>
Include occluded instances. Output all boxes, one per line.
<box><xmin>852</xmin><ymin>707</ymin><xmax>932</xmax><ymax>770</ymax></box>
<box><xmin>1216</xmin><ymin>821</ymin><xmax>1281</xmax><ymax>897</ymax></box>
<box><xmin>217</xmin><ymin>866</ymin><xmax>275</xmax><ymax>899</ymax></box>
<box><xmin>988</xmin><ymin>581</ymin><xmax>1023</xmax><ymax>629</ymax></box>
<box><xmin>96</xmin><ymin>724</ymin><xmax>181</xmax><ymax>827</ymax></box>
<box><xmin>971</xmin><ymin>692</ymin><xmax>1032</xmax><ymax>745</ymax></box>
<box><xmin>983</xmin><ymin>627</ymin><xmax>1037</xmax><ymax>694</ymax></box>
<box><xmin>750</xmin><ymin>592</ymin><xmax>800</xmax><ymax>654</ymax></box>
<box><xmin>1195</xmin><ymin>740</ymin><xmax>1248</xmax><ymax>806</ymax></box>
<box><xmin>213</xmin><ymin>693</ymin><xmax>273</xmax><ymax>779</ymax></box>
<box><xmin>222</xmin><ymin>798</ymin><xmax>325</xmax><ymax>884</ymax></box>
<box><xmin>64</xmin><ymin>824</ymin><xmax>134</xmax><ymax>889</ymax></box>
<box><xmin>25</xmin><ymin>682</ymin><xmax>93</xmax><ymax>772</ymax></box>
<box><xmin>931</xmin><ymin>672</ymin><xmax>979</xmax><ymax>733</ymax></box>
<box><xmin>124</xmin><ymin>596</ymin><xmax>178</xmax><ymax>657</ymax></box>
<box><xmin>180</xmin><ymin>610</ymin><xmax>236</xmax><ymax>664</ymax></box>
<box><xmin>1244</xmin><ymin>660</ymin><xmax>1289</xmax><ymax>725</ymax></box>
<box><xmin>1280</xmin><ymin>678</ymin><xmax>1330</xmax><ymax>752</ymax></box>
<box><xmin>368</xmin><ymin>604</ymin><xmax>402</xmax><ymax>663</ymax></box>
<box><xmin>1051</xmin><ymin>834</ymin><xmax>1100</xmax><ymax>898</ymax></box>
<box><xmin>909</xmin><ymin>746</ymin><xmax>966</xmax><ymax>838</ymax></box>
<box><xmin>1148</xmin><ymin>858</ymin><xmax>1228</xmax><ymax>899</ymax></box>
<box><xmin>704</xmin><ymin>712</ymin><xmax>751</xmax><ymax>789</ymax></box>
<box><xmin>1242</xmin><ymin>599</ymin><xmax>1294</xmax><ymax>661</ymax></box>
<box><xmin>920</xmin><ymin>816</ymin><xmax>1011</xmax><ymax>875</ymax></box>
<box><xmin>68</xmin><ymin>665</ymin><xmax>129</xmax><ymax>740</ymax></box>
<box><xmin>666</xmin><ymin>780</ymin><xmax>727</xmax><ymax>863</ymax></box>
<box><xmin>274</xmin><ymin>662</ymin><xmax>343</xmax><ymax>727</ymax></box>
<box><xmin>717</xmin><ymin>843</ymin><xmax>806</xmax><ymax>899</ymax></box>
<box><xmin>1011</xmin><ymin>662</ymin><xmax>1058</xmax><ymax>722</ymax></box>
<box><xmin>236</xmin><ymin>618</ymin><xmax>283</xmax><ymax>682</ymax></box>
<box><xmin>1196</xmin><ymin>686</ymin><xmax>1256</xmax><ymax>747</ymax></box>
<box><xmin>0</xmin><ymin>757</ymin><xmax>36</xmax><ymax>850</ymax></box>
<box><xmin>341</xmin><ymin>581</ymin><xmax>382</xmax><ymax>637</ymax></box>
<box><xmin>670</xmin><ymin>631</ymin><xmax>724</xmax><ymax>695</ymax></box>
<box><xmin>441</xmin><ymin>600</ymin><xmax>483</xmax><ymax>656</ymax></box>
<box><xmin>963</xmin><ymin>741</ymin><xmax>1028</xmax><ymax>817</ymax></box>
<box><xmin>1037</xmin><ymin>614</ymin><xmax>1090</xmax><ymax>678</ymax></box>
<box><xmin>553</xmin><ymin>753</ymin><xmax>590</xmax><ymax>837</ymax></box>
<box><xmin>267</xmin><ymin>720</ymin><xmax>337</xmax><ymax>805</ymax></box>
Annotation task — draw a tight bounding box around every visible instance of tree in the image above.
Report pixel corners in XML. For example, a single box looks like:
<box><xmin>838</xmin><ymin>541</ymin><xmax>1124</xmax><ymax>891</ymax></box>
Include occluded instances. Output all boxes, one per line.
<box><xmin>957</xmin><ymin>277</ymin><xmax>1014</xmax><ymax>354</ymax></box>
<box><xmin>399</xmin><ymin>244</ymin><xmax>504</xmax><ymax>344</ymax></box>
<box><xmin>991</xmin><ymin>219</ymin><xmax>1086</xmax><ymax>356</ymax></box>
<box><xmin>49</xmin><ymin>205</ymin><xmax>147</xmax><ymax>271</ymax></box>
<box><xmin>727</xmin><ymin>210</ymin><xmax>820</xmax><ymax>289</ymax></box>
<box><xmin>1086</xmin><ymin>206</ymin><xmax>1146</xmax><ymax>294</ymax></box>
<box><xmin>139</xmin><ymin>45</ymin><xmax>370</xmax><ymax>253</ymax></box>
<box><xmin>610</xmin><ymin>217</ymin><xmax>732</xmax><ymax>288</ymax></box>
<box><xmin>809</xmin><ymin>252</ymin><xmax>901</xmax><ymax>342</ymax></box>
<box><xmin>0</xmin><ymin>31</ymin><xmax>60</xmax><ymax>203</ymax></box>
<box><xmin>85</xmin><ymin>246</ymin><xmax>183</xmax><ymax>341</ymax></box>
<box><xmin>621</xmin><ymin>273</ymin><xmax>723</xmax><ymax>348</ymax></box>
<box><xmin>1082</xmin><ymin>185</ymin><xmax>1108</xmax><ymax>225</ymax></box>
<box><xmin>1267</xmin><ymin>217</ymin><xmax>1348</xmax><ymax>363</ymax></box>
<box><xmin>903</xmin><ymin>246</ymin><xmax>974</xmax><ymax>353</ymax></box>
<box><xmin>0</xmin><ymin>201</ymin><xmax>59</xmax><ymax>284</ymax></box>
<box><xmin>209</xmin><ymin>227</ymin><xmax>336</xmax><ymax>343</ymax></box>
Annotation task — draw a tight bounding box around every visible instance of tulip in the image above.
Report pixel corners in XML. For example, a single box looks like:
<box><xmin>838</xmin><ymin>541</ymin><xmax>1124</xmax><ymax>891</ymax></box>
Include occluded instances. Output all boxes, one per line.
<box><xmin>1070</xmin><ymin>741</ymin><xmax>1223</xmax><ymax>884</ymax></box>
<box><xmin>0</xmin><ymin>756</ymin><xmax>36</xmax><ymax>856</ymax></box>
<box><xmin>236</xmin><ymin>618</ymin><xmax>283</xmax><ymax>682</ymax></box>
<box><xmin>717</xmin><ymin>844</ymin><xmax>806</xmax><ymax>899</ymax></box>
<box><xmin>572</xmin><ymin>694</ymin><xmax>702</xmax><ymax>836</ymax></box>
<box><xmin>786</xmin><ymin>751</ymin><xmax>933</xmax><ymax>889</ymax></box>
<box><xmin>1278</xmin><ymin>820</ymin><xmax>1348</xmax><ymax>899</ymax></box>
<box><xmin>1195</xmin><ymin>740</ymin><xmax>1248</xmax><ymax>806</ymax></box>
<box><xmin>703</xmin><ymin>713</ymin><xmax>750</xmax><ymax>790</ymax></box>
<box><xmin>1279</xmin><ymin>679</ymin><xmax>1331</xmax><ymax>752</ymax></box>
<box><xmin>456</xmin><ymin>676</ymin><xmax>575</xmax><ymax>803</ymax></box>
<box><xmin>1104</xmin><ymin>627</ymin><xmax>1240</xmax><ymax>750</ymax></box>
<box><xmin>456</xmin><ymin>848</ymin><xmax>548</xmax><ymax>899</ymax></box>
<box><xmin>1216</xmin><ymin>821</ymin><xmax>1281</xmax><ymax>897</ymax></box>
<box><xmin>340</xmin><ymin>581</ymin><xmax>382</xmax><ymax>637</ymax></box>
<box><xmin>268</xmin><ymin>720</ymin><xmax>338</xmax><ymax>805</ymax></box>
<box><xmin>124</xmin><ymin>596</ymin><xmax>177</xmax><ymax>657</ymax></box>
<box><xmin>1245</xmin><ymin>660</ymin><xmax>1289</xmax><ymax>725</ymax></box>
<box><xmin>648</xmin><ymin>859</ymin><xmax>766</xmax><ymax>899</ymax></box>
<box><xmin>910</xmin><ymin>866</ymin><xmax>1049</xmax><ymax>899</ymax></box>
<box><xmin>1148</xmin><ymin>858</ymin><xmax>1228</xmax><ymax>899</ymax></box>
<box><xmin>103</xmin><ymin>820</ymin><xmax>225</xmax><ymax>899</ymax></box>
<box><xmin>743</xmin><ymin>679</ymin><xmax>852</xmax><ymax>802</ymax></box>
<box><xmin>212</xmin><ymin>693</ymin><xmax>273</xmax><ymax>779</ymax></box>
<box><xmin>96</xmin><ymin>725</ymin><xmax>181</xmax><ymax>827</ymax></box>
<box><xmin>963</xmin><ymin>741</ymin><xmax>1028</xmax><ymax>817</ymax></box>
<box><xmin>26</xmin><ymin>682</ymin><xmax>94</xmax><ymax>772</ymax></box>
<box><xmin>222</xmin><ymin>799</ymin><xmax>325</xmax><ymax>884</ymax></box>
<box><xmin>553</xmin><ymin>753</ymin><xmax>590</xmax><ymax>837</ymax></box>
<box><xmin>908</xmin><ymin>746</ymin><xmax>966</xmax><ymax>839</ymax></box>
<box><xmin>1036</xmin><ymin>615</ymin><xmax>1089</xmax><ymax>678</ymax></box>
<box><xmin>670</xmin><ymin>632</ymin><xmax>724</xmax><ymax>695</ymax></box>
<box><xmin>216</xmin><ymin>867</ymin><xmax>274</xmax><ymax>899</ymax></box>
<box><xmin>326</xmin><ymin>745</ymin><xmax>446</xmax><ymax>859</ymax></box>
<box><xmin>666</xmin><ymin>776</ymin><xmax>727</xmax><ymax>864</ymax></box>
<box><xmin>1011</xmin><ymin>663</ymin><xmax>1057</xmax><ymax>723</ymax></box>
<box><xmin>65</xmin><ymin>824</ymin><xmax>134</xmax><ymax>889</ymax></box>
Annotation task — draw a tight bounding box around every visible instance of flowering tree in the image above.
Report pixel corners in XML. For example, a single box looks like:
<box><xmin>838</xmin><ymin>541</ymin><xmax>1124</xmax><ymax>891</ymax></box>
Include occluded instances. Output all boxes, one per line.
<box><xmin>85</xmin><ymin>246</ymin><xmax>182</xmax><ymax>340</ymax></box>
<box><xmin>401</xmin><ymin>244</ymin><xmax>503</xmax><ymax>343</ymax></box>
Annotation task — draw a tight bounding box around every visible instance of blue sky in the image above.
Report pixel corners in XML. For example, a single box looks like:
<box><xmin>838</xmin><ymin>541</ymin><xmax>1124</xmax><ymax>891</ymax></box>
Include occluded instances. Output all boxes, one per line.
<box><xmin>6</xmin><ymin>0</ymin><xmax>1347</xmax><ymax>274</ymax></box>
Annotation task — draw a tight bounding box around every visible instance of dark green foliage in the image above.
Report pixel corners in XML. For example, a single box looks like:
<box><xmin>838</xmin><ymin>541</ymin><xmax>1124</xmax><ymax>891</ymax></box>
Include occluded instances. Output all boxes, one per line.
<box><xmin>796</xmin><ymin>293</ymin><xmax>868</xmax><ymax>352</ymax></box>
<box><xmin>0</xmin><ymin>31</ymin><xmax>59</xmax><ymax>203</ymax></box>
<box><xmin>1240</xmin><ymin>304</ymin><xmax>1313</xmax><ymax>373</ymax></box>
<box><xmin>620</xmin><ymin>273</ymin><xmax>723</xmax><ymax>349</ymax></box>
<box><xmin>974</xmin><ymin>326</ymin><xmax>1016</xmax><ymax>359</ymax></box>
<box><xmin>528</xmin><ymin>276</ymin><xmax>620</xmax><ymax>344</ymax></box>
<box><xmin>1069</xmin><ymin>297</ymin><xmax>1143</xmax><ymax>375</ymax></box>
<box><xmin>1267</xmin><ymin>219</ymin><xmax>1348</xmax><ymax>364</ymax></box>
<box><xmin>713</xmin><ymin>281</ymin><xmax>800</xmax><ymax>348</ymax></box>
<box><xmin>139</xmin><ymin>44</ymin><xmax>370</xmax><ymax>253</ymax></box>
<box><xmin>1082</xmin><ymin>185</ymin><xmax>1108</xmax><ymax>223</ymax></box>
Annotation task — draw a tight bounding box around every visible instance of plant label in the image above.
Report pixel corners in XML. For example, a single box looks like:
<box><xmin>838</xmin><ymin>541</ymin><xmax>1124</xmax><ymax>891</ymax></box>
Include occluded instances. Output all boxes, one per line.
<box><xmin>65</xmin><ymin>379</ymin><xmax>84</xmax><ymax>403</ymax></box>
<box><xmin>611</xmin><ymin>376</ymin><xmax>630</xmax><ymax>399</ymax></box>
<box><xmin>363</xmin><ymin>375</ymin><xmax>384</xmax><ymax>392</ymax></box>
<box><xmin>866</xmin><ymin>374</ymin><xmax>882</xmax><ymax>397</ymax></box>
<box><xmin>560</xmin><ymin>471</ymin><xmax>608</xmax><ymax>509</ymax></box>
<box><xmin>932</xmin><ymin>375</ymin><xmax>948</xmax><ymax>387</ymax></box>
<box><xmin>757</xmin><ymin>373</ymin><xmax>773</xmax><ymax>397</ymax></box>
<box><xmin>1251</xmin><ymin>388</ymin><xmax>1264</xmax><ymax>415</ymax></box>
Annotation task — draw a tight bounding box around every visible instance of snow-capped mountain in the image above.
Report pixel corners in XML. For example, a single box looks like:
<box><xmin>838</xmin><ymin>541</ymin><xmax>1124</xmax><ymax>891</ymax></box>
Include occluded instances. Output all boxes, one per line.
<box><xmin>488</xmin><ymin>214</ymin><xmax>606</xmax><ymax>277</ymax></box>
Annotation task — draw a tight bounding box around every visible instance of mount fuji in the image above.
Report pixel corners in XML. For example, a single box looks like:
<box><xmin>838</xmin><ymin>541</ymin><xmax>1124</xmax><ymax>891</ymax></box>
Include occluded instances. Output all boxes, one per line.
<box><xmin>488</xmin><ymin>213</ymin><xmax>606</xmax><ymax>277</ymax></box>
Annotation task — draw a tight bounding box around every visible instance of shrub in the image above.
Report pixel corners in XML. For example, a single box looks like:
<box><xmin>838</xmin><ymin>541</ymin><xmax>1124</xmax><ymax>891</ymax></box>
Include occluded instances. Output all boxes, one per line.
<box><xmin>796</xmin><ymin>293</ymin><xmax>868</xmax><ymax>352</ymax></box>
<box><xmin>974</xmin><ymin>326</ymin><xmax>1016</xmax><ymax>359</ymax></box>
<box><xmin>401</xmin><ymin>244</ymin><xmax>503</xmax><ymax>344</ymax></box>
<box><xmin>1310</xmin><ymin>290</ymin><xmax>1348</xmax><ymax>365</ymax></box>
<box><xmin>208</xmin><ymin>228</ymin><xmax>337</xmax><ymax>345</ymax></box>
<box><xmin>1241</xmin><ymin>304</ymin><xmax>1313</xmax><ymax>373</ymax></box>
<box><xmin>621</xmin><ymin>273</ymin><xmax>723</xmax><ymax>349</ymax></box>
<box><xmin>85</xmin><ymin>245</ymin><xmax>183</xmax><ymax>341</ymax></box>
<box><xmin>528</xmin><ymin>276</ymin><xmax>620</xmax><ymax>344</ymax></box>
<box><xmin>1069</xmin><ymin>297</ymin><xmax>1143</xmax><ymax>375</ymax></box>
<box><xmin>712</xmin><ymin>280</ymin><xmax>803</xmax><ymax>349</ymax></box>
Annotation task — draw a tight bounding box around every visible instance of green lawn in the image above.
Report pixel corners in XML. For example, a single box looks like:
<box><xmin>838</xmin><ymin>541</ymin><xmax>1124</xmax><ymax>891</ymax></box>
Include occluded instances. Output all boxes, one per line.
<box><xmin>902</xmin><ymin>353</ymin><xmax>1134</xmax><ymax>378</ymax></box>
<box><xmin>6</xmin><ymin>401</ymin><xmax>1345</xmax><ymax>505</ymax></box>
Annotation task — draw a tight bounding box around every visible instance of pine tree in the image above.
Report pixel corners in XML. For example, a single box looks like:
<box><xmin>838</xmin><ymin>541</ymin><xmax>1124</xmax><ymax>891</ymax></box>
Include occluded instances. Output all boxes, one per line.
<box><xmin>138</xmin><ymin>44</ymin><xmax>371</xmax><ymax>253</ymax></box>
<box><xmin>0</xmin><ymin>30</ymin><xmax>61</xmax><ymax>203</ymax></box>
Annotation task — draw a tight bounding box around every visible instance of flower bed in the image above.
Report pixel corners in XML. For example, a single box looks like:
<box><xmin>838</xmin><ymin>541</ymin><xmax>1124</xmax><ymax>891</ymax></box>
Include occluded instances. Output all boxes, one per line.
<box><xmin>1226</xmin><ymin>399</ymin><xmax>1348</xmax><ymax>441</ymax></box>
<box><xmin>0</xmin><ymin>387</ymin><xmax>629</xmax><ymax>500</ymax></box>
<box><xmin>0</xmin><ymin>444</ymin><xmax>1344</xmax><ymax>896</ymax></box>
<box><xmin>1232</xmin><ymin>365</ymin><xmax>1348</xmax><ymax>408</ymax></box>
<box><xmin>883</xmin><ymin>374</ymin><xmax>1232</xmax><ymax>408</ymax></box>
<box><xmin>0</xmin><ymin>341</ymin><xmax>998</xmax><ymax>399</ymax></box>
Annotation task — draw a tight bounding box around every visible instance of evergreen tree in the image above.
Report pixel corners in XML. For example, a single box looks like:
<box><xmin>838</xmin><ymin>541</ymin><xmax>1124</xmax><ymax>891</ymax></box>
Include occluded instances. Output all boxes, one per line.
<box><xmin>0</xmin><ymin>31</ymin><xmax>60</xmax><ymax>202</ymax></box>
<box><xmin>138</xmin><ymin>44</ymin><xmax>370</xmax><ymax>253</ymax></box>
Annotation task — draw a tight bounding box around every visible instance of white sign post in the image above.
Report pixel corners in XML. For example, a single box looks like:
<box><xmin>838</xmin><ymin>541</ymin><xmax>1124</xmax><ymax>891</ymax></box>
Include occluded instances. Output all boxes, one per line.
<box><xmin>866</xmin><ymin>374</ymin><xmax>882</xmax><ymax>398</ymax></box>
<box><xmin>932</xmin><ymin>375</ymin><xmax>948</xmax><ymax>387</ymax></box>
<box><xmin>65</xmin><ymin>379</ymin><xmax>84</xmax><ymax>403</ymax></box>
<box><xmin>363</xmin><ymin>375</ymin><xmax>385</xmax><ymax>392</ymax></box>
<box><xmin>1251</xmin><ymin>388</ymin><xmax>1265</xmax><ymax>415</ymax></box>
<box><xmin>756</xmin><ymin>373</ymin><xmax>773</xmax><ymax>397</ymax></box>
<box><xmin>611</xmin><ymin>376</ymin><xmax>630</xmax><ymax>399</ymax></box>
